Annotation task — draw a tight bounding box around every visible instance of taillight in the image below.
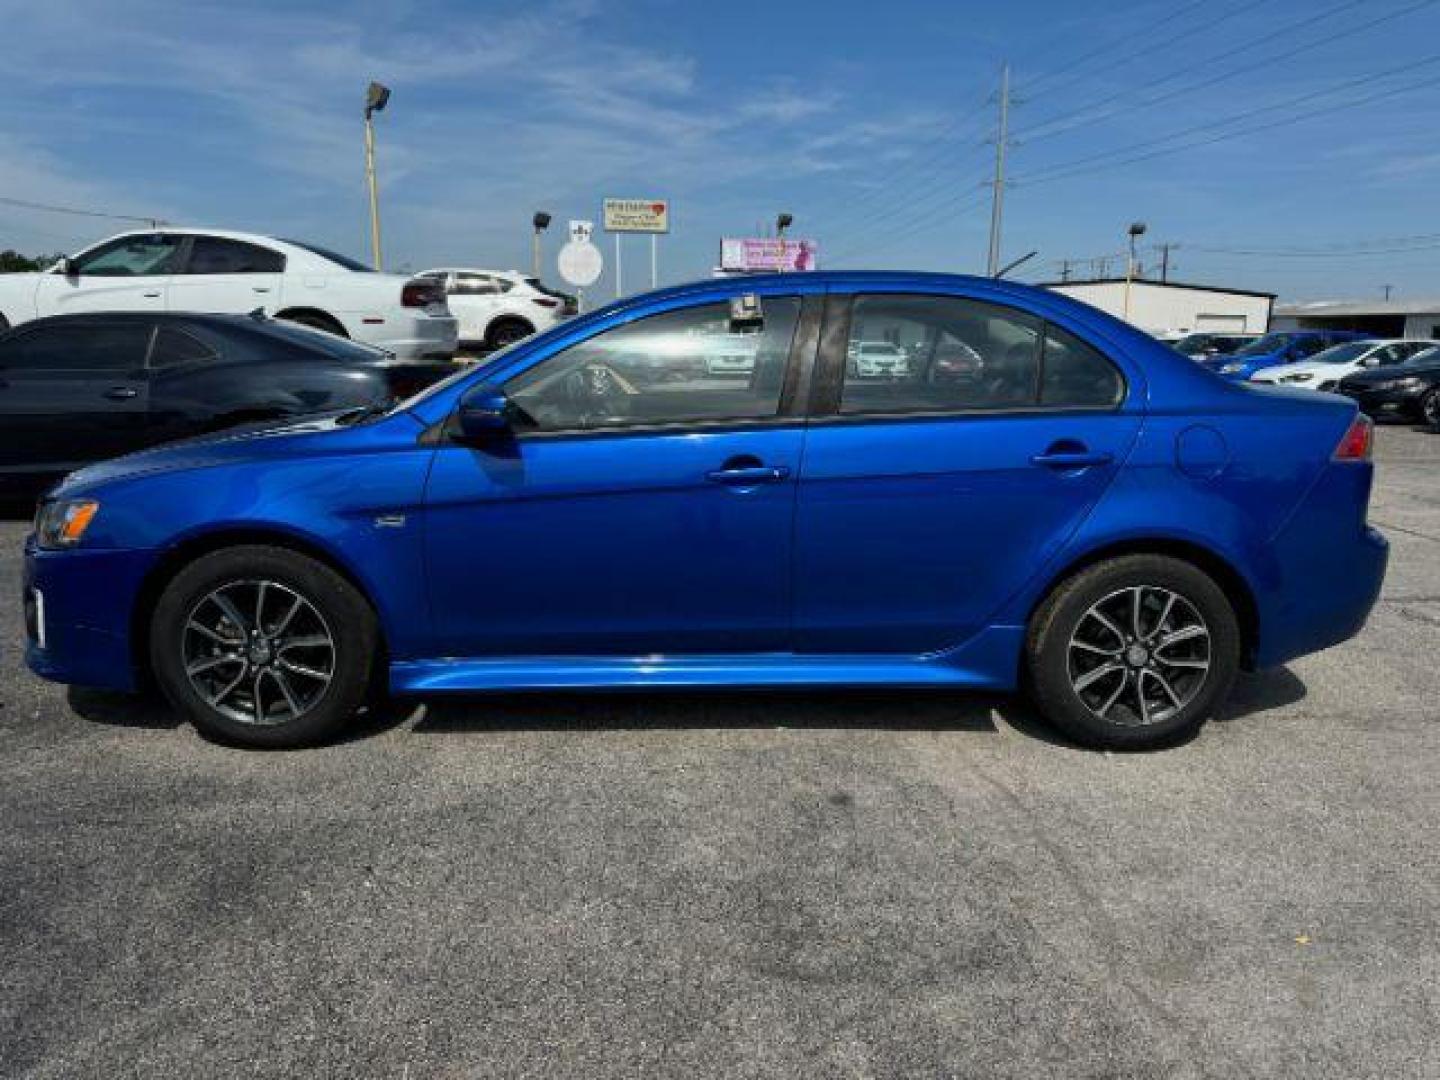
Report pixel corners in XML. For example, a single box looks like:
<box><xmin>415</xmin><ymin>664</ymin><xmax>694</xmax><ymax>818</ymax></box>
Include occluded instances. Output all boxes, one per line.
<box><xmin>1333</xmin><ymin>413</ymin><xmax>1373</xmax><ymax>462</ymax></box>
<box><xmin>402</xmin><ymin>282</ymin><xmax>444</xmax><ymax>308</ymax></box>
<box><xmin>531</xmin><ymin>297</ymin><xmax>560</xmax><ymax>309</ymax></box>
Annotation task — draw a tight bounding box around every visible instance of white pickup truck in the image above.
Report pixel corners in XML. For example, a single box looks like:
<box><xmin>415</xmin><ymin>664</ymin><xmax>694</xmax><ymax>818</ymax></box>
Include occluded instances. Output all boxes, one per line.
<box><xmin>0</xmin><ymin>228</ymin><xmax>458</xmax><ymax>362</ymax></box>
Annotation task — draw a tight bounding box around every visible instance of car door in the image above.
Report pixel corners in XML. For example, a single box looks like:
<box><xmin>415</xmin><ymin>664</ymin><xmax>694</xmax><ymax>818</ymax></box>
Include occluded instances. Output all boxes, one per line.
<box><xmin>422</xmin><ymin>291</ymin><xmax>819</xmax><ymax>656</ymax></box>
<box><xmin>446</xmin><ymin>272</ymin><xmax>503</xmax><ymax>341</ymax></box>
<box><xmin>166</xmin><ymin>235</ymin><xmax>286</xmax><ymax>315</ymax></box>
<box><xmin>0</xmin><ymin>319</ymin><xmax>154</xmax><ymax>476</ymax></box>
<box><xmin>31</xmin><ymin>233</ymin><xmax>182</xmax><ymax>317</ymax></box>
<box><xmin>791</xmin><ymin>290</ymin><xmax>1143</xmax><ymax>655</ymax></box>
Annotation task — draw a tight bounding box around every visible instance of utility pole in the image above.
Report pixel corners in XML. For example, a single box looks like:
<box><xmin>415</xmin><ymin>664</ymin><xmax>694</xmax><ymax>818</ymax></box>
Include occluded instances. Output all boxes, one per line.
<box><xmin>986</xmin><ymin>62</ymin><xmax>1011</xmax><ymax>277</ymax></box>
<box><xmin>1382</xmin><ymin>284</ymin><xmax>1394</xmax><ymax>302</ymax></box>
<box><xmin>1157</xmin><ymin>242</ymin><xmax>1177</xmax><ymax>283</ymax></box>
<box><xmin>1060</xmin><ymin>259</ymin><xmax>1073</xmax><ymax>282</ymax></box>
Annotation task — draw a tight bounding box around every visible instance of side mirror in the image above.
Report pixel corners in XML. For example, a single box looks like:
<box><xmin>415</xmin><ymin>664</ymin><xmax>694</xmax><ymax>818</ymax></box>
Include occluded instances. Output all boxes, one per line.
<box><xmin>456</xmin><ymin>381</ymin><xmax>513</xmax><ymax>441</ymax></box>
<box><xmin>54</xmin><ymin>257</ymin><xmax>76</xmax><ymax>277</ymax></box>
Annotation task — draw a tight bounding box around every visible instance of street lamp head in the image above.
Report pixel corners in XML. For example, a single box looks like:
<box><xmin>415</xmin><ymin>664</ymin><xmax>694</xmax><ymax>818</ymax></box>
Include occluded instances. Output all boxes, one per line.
<box><xmin>1128</xmin><ymin>221</ymin><xmax>1148</xmax><ymax>238</ymax></box>
<box><xmin>776</xmin><ymin>212</ymin><xmax>794</xmax><ymax>235</ymax></box>
<box><xmin>365</xmin><ymin>81</ymin><xmax>391</xmax><ymax>118</ymax></box>
<box><xmin>533</xmin><ymin>211</ymin><xmax>552</xmax><ymax>232</ymax></box>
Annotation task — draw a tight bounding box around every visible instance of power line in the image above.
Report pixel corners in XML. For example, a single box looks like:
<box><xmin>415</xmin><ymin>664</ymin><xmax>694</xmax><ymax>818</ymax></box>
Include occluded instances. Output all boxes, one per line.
<box><xmin>1014</xmin><ymin>0</ymin><xmax>1375</xmax><ymax>142</ymax></box>
<box><xmin>1016</xmin><ymin>0</ymin><xmax>1213</xmax><ymax>99</ymax></box>
<box><xmin>0</xmin><ymin>194</ymin><xmax>166</xmax><ymax>227</ymax></box>
<box><xmin>1015</xmin><ymin>58</ymin><xmax>1440</xmax><ymax>188</ymax></box>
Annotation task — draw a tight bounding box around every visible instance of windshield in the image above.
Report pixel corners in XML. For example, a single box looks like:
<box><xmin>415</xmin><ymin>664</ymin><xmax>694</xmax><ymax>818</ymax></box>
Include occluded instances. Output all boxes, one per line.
<box><xmin>1404</xmin><ymin>346</ymin><xmax>1440</xmax><ymax>366</ymax></box>
<box><xmin>248</xmin><ymin>318</ymin><xmax>391</xmax><ymax>361</ymax></box>
<box><xmin>1310</xmin><ymin>342</ymin><xmax>1373</xmax><ymax>365</ymax></box>
<box><xmin>1234</xmin><ymin>333</ymin><xmax>1294</xmax><ymax>357</ymax></box>
<box><xmin>279</xmin><ymin>239</ymin><xmax>374</xmax><ymax>273</ymax></box>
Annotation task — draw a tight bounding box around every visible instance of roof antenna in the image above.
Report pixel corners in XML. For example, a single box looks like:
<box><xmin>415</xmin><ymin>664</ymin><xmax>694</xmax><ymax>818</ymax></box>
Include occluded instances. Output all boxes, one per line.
<box><xmin>994</xmin><ymin>250</ymin><xmax>1038</xmax><ymax>280</ymax></box>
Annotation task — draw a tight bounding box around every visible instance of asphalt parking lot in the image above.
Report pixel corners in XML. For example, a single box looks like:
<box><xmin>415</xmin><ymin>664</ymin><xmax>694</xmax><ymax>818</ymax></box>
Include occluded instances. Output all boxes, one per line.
<box><xmin>1</xmin><ymin>426</ymin><xmax>1437</xmax><ymax>1079</ymax></box>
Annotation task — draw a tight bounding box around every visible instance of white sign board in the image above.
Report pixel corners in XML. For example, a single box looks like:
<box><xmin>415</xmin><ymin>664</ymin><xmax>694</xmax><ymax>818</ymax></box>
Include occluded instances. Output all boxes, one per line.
<box><xmin>558</xmin><ymin>240</ymin><xmax>603</xmax><ymax>288</ymax></box>
<box><xmin>603</xmin><ymin>198</ymin><xmax>669</xmax><ymax>233</ymax></box>
<box><xmin>568</xmin><ymin>220</ymin><xmax>594</xmax><ymax>244</ymax></box>
<box><xmin>720</xmin><ymin>237</ymin><xmax>820</xmax><ymax>273</ymax></box>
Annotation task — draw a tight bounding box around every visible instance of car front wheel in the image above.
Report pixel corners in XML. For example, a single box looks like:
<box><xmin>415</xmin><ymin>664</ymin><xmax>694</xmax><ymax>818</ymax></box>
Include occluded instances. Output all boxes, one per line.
<box><xmin>1421</xmin><ymin>388</ymin><xmax>1440</xmax><ymax>428</ymax></box>
<box><xmin>149</xmin><ymin>545</ymin><xmax>378</xmax><ymax>748</ymax></box>
<box><xmin>1026</xmin><ymin>555</ymin><xmax>1240</xmax><ymax>749</ymax></box>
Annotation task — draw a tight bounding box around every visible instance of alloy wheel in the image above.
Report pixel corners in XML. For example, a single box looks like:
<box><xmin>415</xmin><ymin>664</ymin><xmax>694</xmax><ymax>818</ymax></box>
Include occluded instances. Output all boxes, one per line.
<box><xmin>1423</xmin><ymin>390</ymin><xmax>1440</xmax><ymax>427</ymax></box>
<box><xmin>182</xmin><ymin>579</ymin><xmax>336</xmax><ymax>727</ymax></box>
<box><xmin>1066</xmin><ymin>585</ymin><xmax>1212</xmax><ymax>727</ymax></box>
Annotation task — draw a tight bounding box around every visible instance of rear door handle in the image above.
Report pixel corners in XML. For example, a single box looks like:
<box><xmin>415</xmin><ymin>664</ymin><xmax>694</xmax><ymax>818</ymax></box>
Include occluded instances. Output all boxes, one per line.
<box><xmin>706</xmin><ymin>465</ymin><xmax>791</xmax><ymax>485</ymax></box>
<box><xmin>1030</xmin><ymin>450</ymin><xmax>1113</xmax><ymax>469</ymax></box>
<box><xmin>104</xmin><ymin>386</ymin><xmax>138</xmax><ymax>401</ymax></box>
<box><xmin>142</xmin><ymin>291</ymin><xmax>161</xmax><ymax>299</ymax></box>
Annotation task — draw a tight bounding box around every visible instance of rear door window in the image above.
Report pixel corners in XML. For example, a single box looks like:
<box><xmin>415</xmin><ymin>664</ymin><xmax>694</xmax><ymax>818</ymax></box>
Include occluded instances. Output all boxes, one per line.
<box><xmin>149</xmin><ymin>326</ymin><xmax>220</xmax><ymax>368</ymax></box>
<box><xmin>0</xmin><ymin>322</ymin><xmax>153</xmax><ymax>371</ymax></box>
<box><xmin>182</xmin><ymin>237</ymin><xmax>286</xmax><ymax>274</ymax></box>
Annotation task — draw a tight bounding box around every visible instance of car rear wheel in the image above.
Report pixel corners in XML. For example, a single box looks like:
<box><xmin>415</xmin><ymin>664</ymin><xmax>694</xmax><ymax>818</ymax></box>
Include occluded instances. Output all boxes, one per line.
<box><xmin>278</xmin><ymin>310</ymin><xmax>347</xmax><ymax>338</ymax></box>
<box><xmin>1421</xmin><ymin>389</ymin><xmax>1440</xmax><ymax>428</ymax></box>
<box><xmin>149</xmin><ymin>545</ymin><xmax>377</xmax><ymax>748</ymax></box>
<box><xmin>1026</xmin><ymin>554</ymin><xmax>1240</xmax><ymax>749</ymax></box>
<box><xmin>485</xmin><ymin>317</ymin><xmax>534</xmax><ymax>351</ymax></box>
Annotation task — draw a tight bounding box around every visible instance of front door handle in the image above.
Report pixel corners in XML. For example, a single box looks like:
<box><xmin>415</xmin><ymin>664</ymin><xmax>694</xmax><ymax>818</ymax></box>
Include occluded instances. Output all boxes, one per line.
<box><xmin>104</xmin><ymin>386</ymin><xmax>138</xmax><ymax>401</ymax></box>
<box><xmin>1030</xmin><ymin>449</ymin><xmax>1113</xmax><ymax>469</ymax></box>
<box><xmin>142</xmin><ymin>291</ymin><xmax>161</xmax><ymax>299</ymax></box>
<box><xmin>706</xmin><ymin>464</ymin><xmax>791</xmax><ymax>485</ymax></box>
<box><xmin>253</xmin><ymin>286</ymin><xmax>271</xmax><ymax>293</ymax></box>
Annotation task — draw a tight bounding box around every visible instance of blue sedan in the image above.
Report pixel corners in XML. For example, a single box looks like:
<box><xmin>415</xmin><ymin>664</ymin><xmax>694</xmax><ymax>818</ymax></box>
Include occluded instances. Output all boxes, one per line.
<box><xmin>23</xmin><ymin>273</ymin><xmax>1387</xmax><ymax>750</ymax></box>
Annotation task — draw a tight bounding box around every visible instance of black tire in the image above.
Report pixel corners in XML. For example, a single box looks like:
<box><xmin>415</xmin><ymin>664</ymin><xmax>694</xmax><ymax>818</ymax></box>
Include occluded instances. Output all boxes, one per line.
<box><xmin>1421</xmin><ymin>388</ymin><xmax>1440</xmax><ymax>429</ymax></box>
<box><xmin>1026</xmin><ymin>554</ymin><xmax>1240</xmax><ymax>750</ymax></box>
<box><xmin>484</xmin><ymin>317</ymin><xmax>534</xmax><ymax>351</ymax></box>
<box><xmin>278</xmin><ymin>310</ymin><xmax>348</xmax><ymax>338</ymax></box>
<box><xmin>149</xmin><ymin>545</ymin><xmax>377</xmax><ymax>748</ymax></box>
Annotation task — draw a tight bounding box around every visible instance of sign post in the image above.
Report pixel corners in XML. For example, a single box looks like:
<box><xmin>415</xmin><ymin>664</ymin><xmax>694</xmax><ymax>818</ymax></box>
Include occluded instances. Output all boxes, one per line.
<box><xmin>603</xmin><ymin>197</ymin><xmax>669</xmax><ymax>297</ymax></box>
<box><xmin>559</xmin><ymin>220</ymin><xmax>603</xmax><ymax>312</ymax></box>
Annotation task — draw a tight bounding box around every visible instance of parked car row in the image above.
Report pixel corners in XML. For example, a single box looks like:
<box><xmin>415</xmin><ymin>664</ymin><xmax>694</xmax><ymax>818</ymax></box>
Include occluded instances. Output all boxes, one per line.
<box><xmin>1169</xmin><ymin>326</ymin><xmax>1440</xmax><ymax>428</ymax></box>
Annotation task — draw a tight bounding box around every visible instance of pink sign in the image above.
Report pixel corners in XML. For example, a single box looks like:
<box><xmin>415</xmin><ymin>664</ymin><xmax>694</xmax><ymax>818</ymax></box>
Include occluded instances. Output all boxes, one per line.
<box><xmin>720</xmin><ymin>238</ymin><xmax>820</xmax><ymax>272</ymax></box>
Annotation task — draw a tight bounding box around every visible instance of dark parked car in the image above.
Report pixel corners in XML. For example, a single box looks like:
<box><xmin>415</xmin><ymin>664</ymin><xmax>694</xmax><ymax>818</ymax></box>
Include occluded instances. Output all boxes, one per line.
<box><xmin>0</xmin><ymin>311</ymin><xmax>455</xmax><ymax>488</ymax></box>
<box><xmin>1337</xmin><ymin>346</ymin><xmax>1440</xmax><ymax>426</ymax></box>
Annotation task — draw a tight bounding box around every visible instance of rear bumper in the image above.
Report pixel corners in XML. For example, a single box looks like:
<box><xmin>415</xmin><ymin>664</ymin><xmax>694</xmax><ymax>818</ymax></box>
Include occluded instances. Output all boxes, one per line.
<box><xmin>1253</xmin><ymin>465</ymin><xmax>1388</xmax><ymax>668</ymax></box>
<box><xmin>357</xmin><ymin>314</ymin><xmax>459</xmax><ymax>362</ymax></box>
<box><xmin>22</xmin><ymin>539</ymin><xmax>153</xmax><ymax>692</ymax></box>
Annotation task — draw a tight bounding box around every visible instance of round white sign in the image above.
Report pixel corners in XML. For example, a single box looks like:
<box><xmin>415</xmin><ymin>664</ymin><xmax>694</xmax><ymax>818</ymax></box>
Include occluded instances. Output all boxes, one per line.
<box><xmin>558</xmin><ymin>241</ymin><xmax>603</xmax><ymax>288</ymax></box>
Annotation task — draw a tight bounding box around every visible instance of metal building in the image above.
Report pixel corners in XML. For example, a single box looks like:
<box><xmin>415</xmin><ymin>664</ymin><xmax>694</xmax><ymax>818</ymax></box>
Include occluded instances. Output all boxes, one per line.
<box><xmin>1271</xmin><ymin>298</ymin><xmax>1440</xmax><ymax>340</ymax></box>
<box><xmin>1042</xmin><ymin>278</ymin><xmax>1275</xmax><ymax>338</ymax></box>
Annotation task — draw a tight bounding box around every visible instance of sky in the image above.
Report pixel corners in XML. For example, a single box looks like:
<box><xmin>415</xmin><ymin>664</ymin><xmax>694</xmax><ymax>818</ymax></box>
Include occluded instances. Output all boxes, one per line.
<box><xmin>2</xmin><ymin>0</ymin><xmax>1439</xmax><ymax>302</ymax></box>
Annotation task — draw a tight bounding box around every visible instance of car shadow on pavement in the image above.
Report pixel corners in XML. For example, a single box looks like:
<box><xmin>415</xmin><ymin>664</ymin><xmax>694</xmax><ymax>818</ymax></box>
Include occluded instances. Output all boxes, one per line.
<box><xmin>63</xmin><ymin>668</ymin><xmax>1310</xmax><ymax>751</ymax></box>
<box><xmin>67</xmin><ymin>686</ymin><xmax>182</xmax><ymax>730</ymax></box>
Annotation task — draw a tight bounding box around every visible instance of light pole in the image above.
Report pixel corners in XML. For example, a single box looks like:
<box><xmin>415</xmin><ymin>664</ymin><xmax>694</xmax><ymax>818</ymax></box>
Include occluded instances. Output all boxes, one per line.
<box><xmin>363</xmin><ymin>81</ymin><xmax>391</xmax><ymax>271</ymax></box>
<box><xmin>532</xmin><ymin>211</ymin><xmax>551</xmax><ymax>280</ymax></box>
<box><xmin>1123</xmin><ymin>221</ymin><xmax>1147</xmax><ymax>323</ymax></box>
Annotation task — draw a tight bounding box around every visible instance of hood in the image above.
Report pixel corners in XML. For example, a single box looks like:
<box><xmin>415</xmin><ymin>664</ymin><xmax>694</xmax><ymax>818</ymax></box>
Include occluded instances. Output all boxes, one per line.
<box><xmin>1251</xmin><ymin>360</ymin><xmax>1337</xmax><ymax>381</ymax></box>
<box><xmin>55</xmin><ymin>409</ymin><xmax>421</xmax><ymax>494</ymax></box>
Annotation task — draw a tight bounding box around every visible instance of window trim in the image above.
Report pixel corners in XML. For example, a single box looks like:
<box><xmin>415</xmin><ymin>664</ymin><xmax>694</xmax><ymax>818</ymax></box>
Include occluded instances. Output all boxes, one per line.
<box><xmin>469</xmin><ymin>293</ymin><xmax>821</xmax><ymax>441</ymax></box>
<box><xmin>811</xmin><ymin>292</ymin><xmax>1128</xmax><ymax>422</ymax></box>
<box><xmin>176</xmin><ymin>235</ymin><xmax>287</xmax><ymax>276</ymax></box>
<box><xmin>145</xmin><ymin>323</ymin><xmax>220</xmax><ymax>370</ymax></box>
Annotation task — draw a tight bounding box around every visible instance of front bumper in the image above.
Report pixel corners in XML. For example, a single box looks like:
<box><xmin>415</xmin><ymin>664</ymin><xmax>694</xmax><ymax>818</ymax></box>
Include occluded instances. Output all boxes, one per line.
<box><xmin>1336</xmin><ymin>384</ymin><xmax>1424</xmax><ymax>419</ymax></box>
<box><xmin>23</xmin><ymin>538</ymin><xmax>155</xmax><ymax>692</ymax></box>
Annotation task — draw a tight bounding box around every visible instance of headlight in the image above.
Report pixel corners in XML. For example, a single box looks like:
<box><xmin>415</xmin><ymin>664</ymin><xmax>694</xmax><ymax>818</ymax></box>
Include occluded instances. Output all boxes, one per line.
<box><xmin>34</xmin><ymin>499</ymin><xmax>100</xmax><ymax>549</ymax></box>
<box><xmin>1390</xmin><ymin>376</ymin><xmax>1427</xmax><ymax>392</ymax></box>
<box><xmin>1221</xmin><ymin>363</ymin><xmax>1246</xmax><ymax>374</ymax></box>
<box><xmin>1279</xmin><ymin>372</ymin><xmax>1314</xmax><ymax>383</ymax></box>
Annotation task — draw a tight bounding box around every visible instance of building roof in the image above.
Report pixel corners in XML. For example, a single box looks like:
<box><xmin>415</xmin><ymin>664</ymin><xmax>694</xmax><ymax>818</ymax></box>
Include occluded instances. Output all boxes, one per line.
<box><xmin>1040</xmin><ymin>277</ymin><xmax>1277</xmax><ymax>300</ymax></box>
<box><xmin>1274</xmin><ymin>297</ymin><xmax>1440</xmax><ymax>318</ymax></box>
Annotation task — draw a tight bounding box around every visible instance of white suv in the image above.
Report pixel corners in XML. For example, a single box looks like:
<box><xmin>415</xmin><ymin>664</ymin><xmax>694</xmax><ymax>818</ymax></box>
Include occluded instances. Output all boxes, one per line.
<box><xmin>417</xmin><ymin>268</ymin><xmax>576</xmax><ymax>350</ymax></box>
<box><xmin>0</xmin><ymin>228</ymin><xmax>458</xmax><ymax>361</ymax></box>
